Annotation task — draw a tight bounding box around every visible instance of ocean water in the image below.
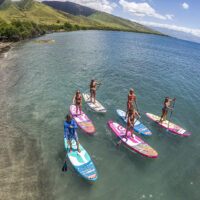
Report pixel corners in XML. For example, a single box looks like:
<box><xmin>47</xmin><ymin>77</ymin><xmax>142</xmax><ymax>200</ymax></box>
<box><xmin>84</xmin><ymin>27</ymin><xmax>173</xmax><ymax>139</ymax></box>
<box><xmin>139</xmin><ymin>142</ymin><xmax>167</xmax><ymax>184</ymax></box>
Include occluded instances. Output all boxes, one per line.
<box><xmin>1</xmin><ymin>31</ymin><xmax>200</xmax><ymax>200</ymax></box>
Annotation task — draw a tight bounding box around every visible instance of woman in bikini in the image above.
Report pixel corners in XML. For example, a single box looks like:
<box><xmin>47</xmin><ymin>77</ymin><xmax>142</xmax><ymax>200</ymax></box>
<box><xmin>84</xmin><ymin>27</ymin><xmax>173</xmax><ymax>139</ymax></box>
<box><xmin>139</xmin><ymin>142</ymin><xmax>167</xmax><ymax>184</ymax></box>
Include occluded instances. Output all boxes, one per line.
<box><xmin>125</xmin><ymin>88</ymin><xmax>138</xmax><ymax>120</ymax></box>
<box><xmin>160</xmin><ymin>97</ymin><xmax>176</xmax><ymax>122</ymax></box>
<box><xmin>72</xmin><ymin>90</ymin><xmax>82</xmax><ymax>114</ymax></box>
<box><xmin>125</xmin><ymin>107</ymin><xmax>141</xmax><ymax>139</ymax></box>
<box><xmin>90</xmin><ymin>78</ymin><xmax>103</xmax><ymax>103</ymax></box>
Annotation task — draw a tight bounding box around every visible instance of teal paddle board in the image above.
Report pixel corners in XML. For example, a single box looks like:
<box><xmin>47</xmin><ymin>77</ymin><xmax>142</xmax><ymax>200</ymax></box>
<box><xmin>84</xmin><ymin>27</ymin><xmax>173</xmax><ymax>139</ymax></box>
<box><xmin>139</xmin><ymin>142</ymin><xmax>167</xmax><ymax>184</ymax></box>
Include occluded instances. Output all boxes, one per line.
<box><xmin>64</xmin><ymin>136</ymin><xmax>98</xmax><ymax>181</ymax></box>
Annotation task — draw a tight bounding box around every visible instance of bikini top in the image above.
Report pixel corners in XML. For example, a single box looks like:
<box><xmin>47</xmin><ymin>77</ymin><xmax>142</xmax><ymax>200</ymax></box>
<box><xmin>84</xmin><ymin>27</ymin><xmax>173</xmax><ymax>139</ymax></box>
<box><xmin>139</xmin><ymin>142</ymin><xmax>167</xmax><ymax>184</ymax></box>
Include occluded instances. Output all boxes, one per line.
<box><xmin>76</xmin><ymin>94</ymin><xmax>81</xmax><ymax>101</ymax></box>
<box><xmin>129</xmin><ymin>95</ymin><xmax>135</xmax><ymax>101</ymax></box>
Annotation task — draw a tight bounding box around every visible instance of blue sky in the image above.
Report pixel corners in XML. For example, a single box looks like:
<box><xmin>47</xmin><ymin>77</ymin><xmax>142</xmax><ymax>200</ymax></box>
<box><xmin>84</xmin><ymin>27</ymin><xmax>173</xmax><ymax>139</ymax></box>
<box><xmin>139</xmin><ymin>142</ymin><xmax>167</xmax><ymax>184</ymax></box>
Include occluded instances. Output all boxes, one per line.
<box><xmin>58</xmin><ymin>0</ymin><xmax>200</xmax><ymax>39</ymax></box>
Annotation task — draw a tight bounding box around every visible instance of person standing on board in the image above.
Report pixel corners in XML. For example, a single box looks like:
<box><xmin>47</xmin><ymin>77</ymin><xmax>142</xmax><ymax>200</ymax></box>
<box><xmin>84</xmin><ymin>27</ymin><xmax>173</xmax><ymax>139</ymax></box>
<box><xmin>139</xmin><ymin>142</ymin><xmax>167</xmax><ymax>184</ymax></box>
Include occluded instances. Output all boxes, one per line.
<box><xmin>125</xmin><ymin>88</ymin><xmax>138</xmax><ymax>120</ymax></box>
<box><xmin>90</xmin><ymin>78</ymin><xmax>103</xmax><ymax>103</ymax></box>
<box><xmin>160</xmin><ymin>97</ymin><xmax>176</xmax><ymax>122</ymax></box>
<box><xmin>72</xmin><ymin>89</ymin><xmax>82</xmax><ymax>115</ymax></box>
<box><xmin>125</xmin><ymin>107</ymin><xmax>141</xmax><ymax>139</ymax></box>
<box><xmin>64</xmin><ymin>114</ymin><xmax>81</xmax><ymax>153</ymax></box>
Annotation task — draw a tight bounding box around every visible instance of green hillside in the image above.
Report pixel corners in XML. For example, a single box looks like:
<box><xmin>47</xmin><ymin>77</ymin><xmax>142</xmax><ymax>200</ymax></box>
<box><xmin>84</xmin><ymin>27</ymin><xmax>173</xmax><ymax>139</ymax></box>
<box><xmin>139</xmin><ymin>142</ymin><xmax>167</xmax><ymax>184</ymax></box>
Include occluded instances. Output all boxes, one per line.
<box><xmin>0</xmin><ymin>0</ymin><xmax>166</xmax><ymax>41</ymax></box>
<box><xmin>0</xmin><ymin>0</ymin><xmax>69</xmax><ymax>25</ymax></box>
<box><xmin>88</xmin><ymin>12</ymin><xmax>160</xmax><ymax>34</ymax></box>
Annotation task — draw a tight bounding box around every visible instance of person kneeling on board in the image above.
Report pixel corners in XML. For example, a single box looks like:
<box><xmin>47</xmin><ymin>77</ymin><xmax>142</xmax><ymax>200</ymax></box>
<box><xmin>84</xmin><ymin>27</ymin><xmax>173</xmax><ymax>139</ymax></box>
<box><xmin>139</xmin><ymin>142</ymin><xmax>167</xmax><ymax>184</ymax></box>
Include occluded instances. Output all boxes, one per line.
<box><xmin>160</xmin><ymin>97</ymin><xmax>176</xmax><ymax>122</ymax></box>
<box><xmin>125</xmin><ymin>107</ymin><xmax>141</xmax><ymax>139</ymax></box>
<box><xmin>90</xmin><ymin>78</ymin><xmax>103</xmax><ymax>103</ymax></box>
<box><xmin>72</xmin><ymin>89</ymin><xmax>82</xmax><ymax>115</ymax></box>
<box><xmin>64</xmin><ymin>114</ymin><xmax>81</xmax><ymax>153</ymax></box>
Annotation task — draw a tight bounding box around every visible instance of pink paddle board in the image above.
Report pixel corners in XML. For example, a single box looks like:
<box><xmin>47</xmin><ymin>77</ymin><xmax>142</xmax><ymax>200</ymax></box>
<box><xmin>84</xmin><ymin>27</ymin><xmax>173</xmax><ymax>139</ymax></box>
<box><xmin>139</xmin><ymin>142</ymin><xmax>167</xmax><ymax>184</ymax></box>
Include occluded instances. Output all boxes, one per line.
<box><xmin>108</xmin><ymin>121</ymin><xmax>158</xmax><ymax>158</ymax></box>
<box><xmin>70</xmin><ymin>105</ymin><xmax>95</xmax><ymax>134</ymax></box>
<box><xmin>146</xmin><ymin>113</ymin><xmax>190</xmax><ymax>136</ymax></box>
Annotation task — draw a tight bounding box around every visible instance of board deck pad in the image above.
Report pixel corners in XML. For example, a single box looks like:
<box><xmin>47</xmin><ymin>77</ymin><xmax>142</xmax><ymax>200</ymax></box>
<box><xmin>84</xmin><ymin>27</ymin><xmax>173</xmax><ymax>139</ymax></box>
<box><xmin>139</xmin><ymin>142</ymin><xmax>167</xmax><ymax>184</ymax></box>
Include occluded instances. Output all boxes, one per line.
<box><xmin>82</xmin><ymin>93</ymin><xmax>106</xmax><ymax>113</ymax></box>
<box><xmin>146</xmin><ymin>113</ymin><xmax>190</xmax><ymax>136</ymax></box>
<box><xmin>64</xmin><ymin>136</ymin><xmax>98</xmax><ymax>181</ymax></box>
<box><xmin>70</xmin><ymin>105</ymin><xmax>95</xmax><ymax>134</ymax></box>
<box><xmin>108</xmin><ymin>121</ymin><xmax>158</xmax><ymax>158</ymax></box>
<box><xmin>116</xmin><ymin>109</ymin><xmax>152</xmax><ymax>136</ymax></box>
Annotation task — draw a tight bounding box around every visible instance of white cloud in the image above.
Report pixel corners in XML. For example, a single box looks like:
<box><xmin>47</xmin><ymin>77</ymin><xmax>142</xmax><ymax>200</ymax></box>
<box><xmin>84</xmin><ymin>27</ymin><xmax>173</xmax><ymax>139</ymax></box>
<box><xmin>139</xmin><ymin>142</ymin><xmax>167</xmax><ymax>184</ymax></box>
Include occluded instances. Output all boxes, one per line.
<box><xmin>182</xmin><ymin>2</ymin><xmax>189</xmax><ymax>9</ymax></box>
<box><xmin>166</xmin><ymin>14</ymin><xmax>174</xmax><ymax>20</ymax></box>
<box><xmin>65</xmin><ymin>0</ymin><xmax>117</xmax><ymax>13</ymax></box>
<box><xmin>119</xmin><ymin>0</ymin><xmax>173</xmax><ymax>20</ymax></box>
<box><xmin>134</xmin><ymin>20</ymin><xmax>200</xmax><ymax>37</ymax></box>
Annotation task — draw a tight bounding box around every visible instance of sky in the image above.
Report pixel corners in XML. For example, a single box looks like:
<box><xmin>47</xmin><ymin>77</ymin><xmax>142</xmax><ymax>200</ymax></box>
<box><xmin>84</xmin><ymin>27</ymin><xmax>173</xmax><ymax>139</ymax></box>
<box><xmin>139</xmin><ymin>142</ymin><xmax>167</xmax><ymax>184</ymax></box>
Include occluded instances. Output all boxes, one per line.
<box><xmin>46</xmin><ymin>0</ymin><xmax>199</xmax><ymax>41</ymax></box>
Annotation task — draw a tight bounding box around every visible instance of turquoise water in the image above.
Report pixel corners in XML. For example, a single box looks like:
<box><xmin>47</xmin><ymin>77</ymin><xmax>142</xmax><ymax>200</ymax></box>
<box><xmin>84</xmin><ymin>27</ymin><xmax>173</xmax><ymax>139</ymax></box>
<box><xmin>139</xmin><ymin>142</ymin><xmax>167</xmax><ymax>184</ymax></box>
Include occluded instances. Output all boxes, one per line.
<box><xmin>3</xmin><ymin>31</ymin><xmax>200</xmax><ymax>200</ymax></box>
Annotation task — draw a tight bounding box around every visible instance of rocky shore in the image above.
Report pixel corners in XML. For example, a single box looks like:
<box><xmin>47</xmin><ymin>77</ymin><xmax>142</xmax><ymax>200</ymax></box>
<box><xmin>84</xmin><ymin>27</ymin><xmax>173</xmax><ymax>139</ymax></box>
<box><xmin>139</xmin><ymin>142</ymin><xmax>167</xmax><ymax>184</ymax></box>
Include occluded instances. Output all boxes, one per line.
<box><xmin>0</xmin><ymin>42</ymin><xmax>14</xmax><ymax>55</ymax></box>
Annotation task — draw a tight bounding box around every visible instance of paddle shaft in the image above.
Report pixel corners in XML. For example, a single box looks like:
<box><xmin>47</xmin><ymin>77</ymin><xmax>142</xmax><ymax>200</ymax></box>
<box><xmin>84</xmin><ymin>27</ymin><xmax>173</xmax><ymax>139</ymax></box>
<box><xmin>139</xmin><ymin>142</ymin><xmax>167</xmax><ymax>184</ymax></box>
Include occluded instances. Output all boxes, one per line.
<box><xmin>62</xmin><ymin>153</ymin><xmax>68</xmax><ymax>172</ymax></box>
<box><xmin>168</xmin><ymin>99</ymin><xmax>176</xmax><ymax>129</ymax></box>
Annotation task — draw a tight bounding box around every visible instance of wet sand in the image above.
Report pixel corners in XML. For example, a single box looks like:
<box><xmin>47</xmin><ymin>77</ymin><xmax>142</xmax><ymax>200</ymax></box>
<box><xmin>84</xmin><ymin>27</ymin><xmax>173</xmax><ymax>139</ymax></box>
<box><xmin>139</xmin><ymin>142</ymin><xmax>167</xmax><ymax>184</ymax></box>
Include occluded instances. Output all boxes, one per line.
<box><xmin>0</xmin><ymin>47</ymin><xmax>53</xmax><ymax>200</ymax></box>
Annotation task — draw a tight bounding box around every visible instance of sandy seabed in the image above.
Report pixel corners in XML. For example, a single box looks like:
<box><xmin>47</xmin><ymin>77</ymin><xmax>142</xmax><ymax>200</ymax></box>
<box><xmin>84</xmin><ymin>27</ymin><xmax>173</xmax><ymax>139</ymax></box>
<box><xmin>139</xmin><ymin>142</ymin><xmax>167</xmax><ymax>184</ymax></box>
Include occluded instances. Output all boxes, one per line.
<box><xmin>0</xmin><ymin>47</ymin><xmax>53</xmax><ymax>200</ymax></box>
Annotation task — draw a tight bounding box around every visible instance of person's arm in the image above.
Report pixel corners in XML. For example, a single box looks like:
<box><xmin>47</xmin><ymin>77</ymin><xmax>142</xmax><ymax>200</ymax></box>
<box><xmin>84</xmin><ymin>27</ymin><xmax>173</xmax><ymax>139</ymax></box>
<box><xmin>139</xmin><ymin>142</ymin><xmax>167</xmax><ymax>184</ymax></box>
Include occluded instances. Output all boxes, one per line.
<box><xmin>135</xmin><ymin>110</ymin><xmax>141</xmax><ymax>118</ymax></box>
<box><xmin>166</xmin><ymin>104</ymin><xmax>173</xmax><ymax>111</ymax></box>
<box><xmin>72</xmin><ymin>95</ymin><xmax>76</xmax><ymax>105</ymax></box>
<box><xmin>95</xmin><ymin>82</ymin><xmax>103</xmax><ymax>86</ymax></box>
<box><xmin>169</xmin><ymin>97</ymin><xmax>176</xmax><ymax>102</ymax></box>
<box><xmin>71</xmin><ymin>119</ymin><xmax>78</xmax><ymax>129</ymax></box>
<box><xmin>134</xmin><ymin>96</ymin><xmax>138</xmax><ymax>107</ymax></box>
<box><xmin>64</xmin><ymin>122</ymin><xmax>70</xmax><ymax>137</ymax></box>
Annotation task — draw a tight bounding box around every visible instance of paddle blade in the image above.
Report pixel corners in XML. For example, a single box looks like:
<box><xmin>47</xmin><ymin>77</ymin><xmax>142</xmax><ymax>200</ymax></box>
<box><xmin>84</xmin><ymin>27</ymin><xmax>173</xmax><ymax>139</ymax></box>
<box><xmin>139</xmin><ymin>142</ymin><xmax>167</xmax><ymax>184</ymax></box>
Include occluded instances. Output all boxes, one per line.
<box><xmin>62</xmin><ymin>161</ymin><xmax>67</xmax><ymax>171</ymax></box>
<box><xmin>116</xmin><ymin>140</ymin><xmax>122</xmax><ymax>146</ymax></box>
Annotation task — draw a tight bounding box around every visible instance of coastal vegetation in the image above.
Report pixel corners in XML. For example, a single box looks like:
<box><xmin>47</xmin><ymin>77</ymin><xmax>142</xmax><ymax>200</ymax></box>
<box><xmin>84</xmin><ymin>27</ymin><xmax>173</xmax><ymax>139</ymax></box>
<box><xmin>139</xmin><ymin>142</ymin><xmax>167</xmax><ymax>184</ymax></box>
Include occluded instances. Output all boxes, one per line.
<box><xmin>0</xmin><ymin>0</ymin><xmax>167</xmax><ymax>42</ymax></box>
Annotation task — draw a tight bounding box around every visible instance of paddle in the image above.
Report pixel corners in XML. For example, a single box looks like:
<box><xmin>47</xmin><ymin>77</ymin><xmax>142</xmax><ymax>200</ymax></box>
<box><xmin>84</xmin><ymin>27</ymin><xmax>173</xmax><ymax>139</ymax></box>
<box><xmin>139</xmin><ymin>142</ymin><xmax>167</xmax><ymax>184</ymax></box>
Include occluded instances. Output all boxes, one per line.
<box><xmin>136</xmin><ymin>104</ymin><xmax>139</xmax><ymax>113</ymax></box>
<box><xmin>62</xmin><ymin>153</ymin><xmax>68</xmax><ymax>172</ymax></box>
<box><xmin>167</xmin><ymin>98</ymin><xmax>176</xmax><ymax>132</ymax></box>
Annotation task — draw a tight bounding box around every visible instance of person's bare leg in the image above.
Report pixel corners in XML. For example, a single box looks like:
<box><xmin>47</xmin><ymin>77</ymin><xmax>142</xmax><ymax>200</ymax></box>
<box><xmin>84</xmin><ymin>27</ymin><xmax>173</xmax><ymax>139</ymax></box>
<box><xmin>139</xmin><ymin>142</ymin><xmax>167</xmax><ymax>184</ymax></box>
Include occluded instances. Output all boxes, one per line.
<box><xmin>94</xmin><ymin>91</ymin><xmax>96</xmax><ymax>103</ymax></box>
<box><xmin>90</xmin><ymin>92</ymin><xmax>92</xmax><ymax>103</ymax></box>
<box><xmin>163</xmin><ymin>111</ymin><xmax>168</xmax><ymax>121</ymax></box>
<box><xmin>125</xmin><ymin>125</ymin><xmax>129</xmax><ymax>139</ymax></box>
<box><xmin>76</xmin><ymin>141</ymin><xmax>81</xmax><ymax>153</ymax></box>
<box><xmin>68</xmin><ymin>141</ymin><xmax>72</xmax><ymax>153</ymax></box>
<box><xmin>160</xmin><ymin>109</ymin><xmax>165</xmax><ymax>122</ymax></box>
<box><xmin>131</xmin><ymin>123</ymin><xmax>135</xmax><ymax>139</ymax></box>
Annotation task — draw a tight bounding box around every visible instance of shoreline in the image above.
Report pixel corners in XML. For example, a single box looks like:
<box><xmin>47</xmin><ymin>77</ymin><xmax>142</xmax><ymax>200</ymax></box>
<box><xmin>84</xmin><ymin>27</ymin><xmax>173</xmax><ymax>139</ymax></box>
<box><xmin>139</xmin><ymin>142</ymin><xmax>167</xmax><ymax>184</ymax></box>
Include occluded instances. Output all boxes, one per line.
<box><xmin>0</xmin><ymin>42</ymin><xmax>14</xmax><ymax>55</ymax></box>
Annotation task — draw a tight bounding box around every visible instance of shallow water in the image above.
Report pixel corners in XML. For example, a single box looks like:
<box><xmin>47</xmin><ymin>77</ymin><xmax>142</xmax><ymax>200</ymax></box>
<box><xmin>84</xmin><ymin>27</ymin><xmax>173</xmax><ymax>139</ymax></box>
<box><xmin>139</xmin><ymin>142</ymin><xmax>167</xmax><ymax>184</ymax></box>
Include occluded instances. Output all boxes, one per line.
<box><xmin>1</xmin><ymin>31</ymin><xmax>200</xmax><ymax>200</ymax></box>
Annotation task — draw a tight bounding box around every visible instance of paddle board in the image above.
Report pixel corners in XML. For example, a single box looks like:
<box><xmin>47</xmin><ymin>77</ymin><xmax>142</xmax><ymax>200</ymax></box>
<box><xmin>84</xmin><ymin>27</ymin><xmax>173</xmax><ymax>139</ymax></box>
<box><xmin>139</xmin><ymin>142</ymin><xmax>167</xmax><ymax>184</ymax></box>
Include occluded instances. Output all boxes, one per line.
<box><xmin>35</xmin><ymin>40</ymin><xmax>55</xmax><ymax>43</ymax></box>
<box><xmin>70</xmin><ymin>105</ymin><xmax>95</xmax><ymax>134</ymax></box>
<box><xmin>108</xmin><ymin>121</ymin><xmax>158</xmax><ymax>158</ymax></box>
<box><xmin>82</xmin><ymin>93</ymin><xmax>106</xmax><ymax>113</ymax></box>
<box><xmin>64</xmin><ymin>136</ymin><xmax>98</xmax><ymax>181</ymax></box>
<box><xmin>116</xmin><ymin>109</ymin><xmax>152</xmax><ymax>136</ymax></box>
<box><xmin>146</xmin><ymin>113</ymin><xmax>191</xmax><ymax>136</ymax></box>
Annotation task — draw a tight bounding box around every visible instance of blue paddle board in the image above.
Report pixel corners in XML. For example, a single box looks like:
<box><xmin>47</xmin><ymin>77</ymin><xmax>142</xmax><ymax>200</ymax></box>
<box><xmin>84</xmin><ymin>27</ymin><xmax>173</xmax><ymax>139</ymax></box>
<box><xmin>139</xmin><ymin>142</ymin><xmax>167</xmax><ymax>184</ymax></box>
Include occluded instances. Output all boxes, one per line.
<box><xmin>64</xmin><ymin>136</ymin><xmax>98</xmax><ymax>181</ymax></box>
<box><xmin>116</xmin><ymin>109</ymin><xmax>152</xmax><ymax>136</ymax></box>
